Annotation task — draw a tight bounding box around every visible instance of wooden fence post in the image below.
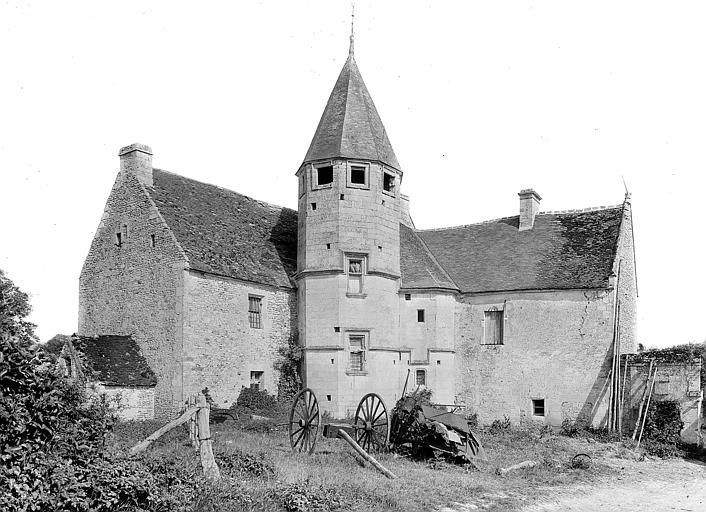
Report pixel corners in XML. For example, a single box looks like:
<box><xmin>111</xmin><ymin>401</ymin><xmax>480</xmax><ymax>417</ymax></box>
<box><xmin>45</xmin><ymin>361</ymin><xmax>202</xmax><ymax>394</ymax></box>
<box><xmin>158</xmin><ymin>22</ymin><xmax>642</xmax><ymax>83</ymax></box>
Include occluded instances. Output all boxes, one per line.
<box><xmin>197</xmin><ymin>393</ymin><xmax>221</xmax><ymax>482</ymax></box>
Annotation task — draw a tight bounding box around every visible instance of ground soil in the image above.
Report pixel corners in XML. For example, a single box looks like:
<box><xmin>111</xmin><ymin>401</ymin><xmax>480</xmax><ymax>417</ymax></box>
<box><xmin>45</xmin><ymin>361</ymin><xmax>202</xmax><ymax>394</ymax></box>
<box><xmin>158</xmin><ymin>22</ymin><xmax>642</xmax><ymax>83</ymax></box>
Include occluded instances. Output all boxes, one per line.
<box><xmin>441</xmin><ymin>456</ymin><xmax>706</xmax><ymax>511</ymax></box>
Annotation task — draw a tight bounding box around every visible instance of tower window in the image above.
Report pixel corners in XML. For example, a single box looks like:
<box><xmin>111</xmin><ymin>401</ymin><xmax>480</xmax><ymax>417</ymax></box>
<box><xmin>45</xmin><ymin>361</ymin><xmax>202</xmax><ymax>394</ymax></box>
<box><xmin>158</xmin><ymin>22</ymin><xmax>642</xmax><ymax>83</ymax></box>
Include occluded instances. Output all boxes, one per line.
<box><xmin>311</xmin><ymin>202</ymin><xmax>317</xmax><ymax>211</ymax></box>
<box><xmin>248</xmin><ymin>296</ymin><xmax>262</xmax><ymax>329</ymax></box>
<box><xmin>150</xmin><ymin>234</ymin><xmax>156</xmax><ymax>247</ymax></box>
<box><xmin>383</xmin><ymin>172</ymin><xmax>395</xmax><ymax>193</ymax></box>
<box><xmin>350</xmin><ymin>166</ymin><xmax>366</xmax><ymax>184</ymax></box>
<box><xmin>348</xmin><ymin>333</ymin><xmax>367</xmax><ymax>373</ymax></box>
<box><xmin>115</xmin><ymin>232</ymin><xmax>122</xmax><ymax>247</ymax></box>
<box><xmin>417</xmin><ymin>309</ymin><xmax>425</xmax><ymax>322</ymax></box>
<box><xmin>346</xmin><ymin>255</ymin><xmax>365</xmax><ymax>295</ymax></box>
<box><xmin>404</xmin><ymin>293</ymin><xmax>411</xmax><ymax>301</ymax></box>
<box><xmin>532</xmin><ymin>399</ymin><xmax>545</xmax><ymax>417</ymax></box>
<box><xmin>317</xmin><ymin>165</ymin><xmax>333</xmax><ymax>186</ymax></box>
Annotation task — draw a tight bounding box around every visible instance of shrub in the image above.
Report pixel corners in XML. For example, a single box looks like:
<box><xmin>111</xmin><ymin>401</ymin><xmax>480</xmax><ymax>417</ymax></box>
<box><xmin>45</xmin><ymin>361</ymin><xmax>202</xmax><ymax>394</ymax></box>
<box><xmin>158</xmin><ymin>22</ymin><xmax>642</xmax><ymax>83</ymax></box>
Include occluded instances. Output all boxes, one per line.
<box><xmin>236</xmin><ymin>386</ymin><xmax>277</xmax><ymax>412</ymax></box>
<box><xmin>275</xmin><ymin>481</ymin><xmax>345</xmax><ymax>512</ymax></box>
<box><xmin>643</xmin><ymin>400</ymin><xmax>683</xmax><ymax>446</ymax></box>
<box><xmin>488</xmin><ymin>416</ymin><xmax>512</xmax><ymax>434</ymax></box>
<box><xmin>274</xmin><ymin>332</ymin><xmax>302</xmax><ymax>402</ymax></box>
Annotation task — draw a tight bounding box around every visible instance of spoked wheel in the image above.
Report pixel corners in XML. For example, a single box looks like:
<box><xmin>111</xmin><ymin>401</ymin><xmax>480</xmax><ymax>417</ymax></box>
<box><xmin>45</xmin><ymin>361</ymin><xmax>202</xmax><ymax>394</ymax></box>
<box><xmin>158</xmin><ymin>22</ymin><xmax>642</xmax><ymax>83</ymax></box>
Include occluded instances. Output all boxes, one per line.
<box><xmin>289</xmin><ymin>388</ymin><xmax>320</xmax><ymax>454</ymax></box>
<box><xmin>354</xmin><ymin>393</ymin><xmax>389</xmax><ymax>453</ymax></box>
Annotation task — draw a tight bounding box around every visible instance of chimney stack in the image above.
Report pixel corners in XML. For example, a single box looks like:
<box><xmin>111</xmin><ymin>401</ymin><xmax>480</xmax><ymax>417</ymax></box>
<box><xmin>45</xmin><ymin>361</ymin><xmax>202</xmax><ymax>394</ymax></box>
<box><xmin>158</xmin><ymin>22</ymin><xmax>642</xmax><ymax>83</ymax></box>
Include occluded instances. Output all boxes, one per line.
<box><xmin>518</xmin><ymin>189</ymin><xmax>542</xmax><ymax>231</ymax></box>
<box><xmin>119</xmin><ymin>143</ymin><xmax>153</xmax><ymax>187</ymax></box>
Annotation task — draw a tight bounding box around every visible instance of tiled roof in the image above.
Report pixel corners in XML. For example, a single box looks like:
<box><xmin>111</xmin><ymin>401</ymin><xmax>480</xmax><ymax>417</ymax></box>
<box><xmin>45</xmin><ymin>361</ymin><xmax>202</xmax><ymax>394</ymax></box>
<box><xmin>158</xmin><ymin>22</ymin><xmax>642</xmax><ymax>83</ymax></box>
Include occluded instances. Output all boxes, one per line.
<box><xmin>149</xmin><ymin>169</ymin><xmax>298</xmax><ymax>288</ymax></box>
<box><xmin>303</xmin><ymin>55</ymin><xmax>401</xmax><ymax>170</ymax></box>
<box><xmin>417</xmin><ymin>206</ymin><xmax>624</xmax><ymax>294</ymax></box>
<box><xmin>73</xmin><ymin>335</ymin><xmax>157</xmax><ymax>387</ymax></box>
<box><xmin>399</xmin><ymin>224</ymin><xmax>458</xmax><ymax>290</ymax></box>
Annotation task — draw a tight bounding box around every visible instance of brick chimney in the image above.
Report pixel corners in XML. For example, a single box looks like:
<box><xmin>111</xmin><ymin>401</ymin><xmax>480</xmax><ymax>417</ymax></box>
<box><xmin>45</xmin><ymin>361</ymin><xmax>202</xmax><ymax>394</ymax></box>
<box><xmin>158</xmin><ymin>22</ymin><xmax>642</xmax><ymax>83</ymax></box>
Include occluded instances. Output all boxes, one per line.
<box><xmin>518</xmin><ymin>189</ymin><xmax>542</xmax><ymax>231</ymax></box>
<box><xmin>119</xmin><ymin>143</ymin><xmax>153</xmax><ymax>187</ymax></box>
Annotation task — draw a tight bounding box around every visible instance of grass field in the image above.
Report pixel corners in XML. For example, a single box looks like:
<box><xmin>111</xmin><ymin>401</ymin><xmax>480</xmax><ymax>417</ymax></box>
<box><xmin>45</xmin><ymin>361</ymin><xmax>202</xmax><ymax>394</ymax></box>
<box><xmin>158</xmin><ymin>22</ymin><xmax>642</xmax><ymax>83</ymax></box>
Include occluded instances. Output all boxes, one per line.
<box><xmin>111</xmin><ymin>416</ymin><xmax>625</xmax><ymax>511</ymax></box>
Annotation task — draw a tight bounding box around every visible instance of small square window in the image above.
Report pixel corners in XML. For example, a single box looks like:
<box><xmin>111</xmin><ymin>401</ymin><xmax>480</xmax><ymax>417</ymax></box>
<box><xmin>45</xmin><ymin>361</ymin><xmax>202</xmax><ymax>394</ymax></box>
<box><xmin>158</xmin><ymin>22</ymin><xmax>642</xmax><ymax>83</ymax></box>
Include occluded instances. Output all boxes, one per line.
<box><xmin>350</xmin><ymin>165</ymin><xmax>366</xmax><ymax>184</ymax></box>
<box><xmin>417</xmin><ymin>309</ymin><xmax>425</xmax><ymax>322</ymax></box>
<box><xmin>150</xmin><ymin>234</ymin><xmax>156</xmax><ymax>247</ymax></box>
<box><xmin>415</xmin><ymin>369</ymin><xmax>426</xmax><ymax>386</ymax></box>
<box><xmin>250</xmin><ymin>371</ymin><xmax>264</xmax><ymax>390</ymax></box>
<box><xmin>311</xmin><ymin>202</ymin><xmax>317</xmax><ymax>211</ymax></box>
<box><xmin>532</xmin><ymin>399</ymin><xmax>545</xmax><ymax>417</ymax></box>
<box><xmin>248</xmin><ymin>296</ymin><xmax>262</xmax><ymax>329</ymax></box>
<box><xmin>116</xmin><ymin>232</ymin><xmax>122</xmax><ymax>247</ymax></box>
<box><xmin>317</xmin><ymin>165</ymin><xmax>333</xmax><ymax>186</ymax></box>
<box><xmin>383</xmin><ymin>173</ymin><xmax>395</xmax><ymax>193</ymax></box>
<box><xmin>404</xmin><ymin>294</ymin><xmax>411</xmax><ymax>301</ymax></box>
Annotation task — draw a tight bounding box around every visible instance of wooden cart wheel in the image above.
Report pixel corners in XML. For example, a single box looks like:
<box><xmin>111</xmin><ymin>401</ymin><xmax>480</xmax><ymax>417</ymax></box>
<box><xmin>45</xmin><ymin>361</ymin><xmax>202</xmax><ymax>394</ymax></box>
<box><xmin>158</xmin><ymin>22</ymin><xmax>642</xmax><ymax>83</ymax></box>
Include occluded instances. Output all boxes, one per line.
<box><xmin>289</xmin><ymin>388</ymin><xmax>320</xmax><ymax>454</ymax></box>
<box><xmin>354</xmin><ymin>393</ymin><xmax>389</xmax><ymax>453</ymax></box>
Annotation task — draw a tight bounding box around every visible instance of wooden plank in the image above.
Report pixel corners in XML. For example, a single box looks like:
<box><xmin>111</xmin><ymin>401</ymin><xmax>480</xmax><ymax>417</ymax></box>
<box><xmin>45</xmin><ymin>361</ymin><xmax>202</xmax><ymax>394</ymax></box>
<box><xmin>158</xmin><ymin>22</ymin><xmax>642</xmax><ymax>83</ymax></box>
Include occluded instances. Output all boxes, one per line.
<box><xmin>632</xmin><ymin>359</ymin><xmax>654</xmax><ymax>440</ymax></box>
<box><xmin>130</xmin><ymin>406</ymin><xmax>200</xmax><ymax>455</ymax></box>
<box><xmin>337</xmin><ymin>429</ymin><xmax>396</xmax><ymax>479</ymax></box>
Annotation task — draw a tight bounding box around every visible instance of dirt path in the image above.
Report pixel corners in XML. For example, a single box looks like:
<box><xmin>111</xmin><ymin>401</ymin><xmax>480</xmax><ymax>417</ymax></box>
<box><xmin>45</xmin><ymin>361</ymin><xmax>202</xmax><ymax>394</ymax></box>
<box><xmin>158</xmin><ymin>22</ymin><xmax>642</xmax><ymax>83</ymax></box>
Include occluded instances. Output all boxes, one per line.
<box><xmin>520</xmin><ymin>458</ymin><xmax>706</xmax><ymax>512</ymax></box>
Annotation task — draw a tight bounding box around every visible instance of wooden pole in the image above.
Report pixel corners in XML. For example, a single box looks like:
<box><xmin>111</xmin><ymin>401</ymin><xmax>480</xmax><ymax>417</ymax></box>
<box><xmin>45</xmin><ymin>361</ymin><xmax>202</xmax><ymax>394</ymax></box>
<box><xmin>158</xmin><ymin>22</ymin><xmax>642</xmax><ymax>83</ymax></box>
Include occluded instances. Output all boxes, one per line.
<box><xmin>197</xmin><ymin>393</ymin><xmax>221</xmax><ymax>482</ymax></box>
<box><xmin>130</xmin><ymin>406</ymin><xmax>200</xmax><ymax>455</ymax></box>
<box><xmin>337</xmin><ymin>429</ymin><xmax>396</xmax><ymax>479</ymax></box>
<box><xmin>619</xmin><ymin>353</ymin><xmax>629</xmax><ymax>436</ymax></box>
<box><xmin>632</xmin><ymin>359</ymin><xmax>654</xmax><ymax>441</ymax></box>
<box><xmin>636</xmin><ymin>369</ymin><xmax>658</xmax><ymax>448</ymax></box>
<box><xmin>614</xmin><ymin>302</ymin><xmax>621</xmax><ymax>431</ymax></box>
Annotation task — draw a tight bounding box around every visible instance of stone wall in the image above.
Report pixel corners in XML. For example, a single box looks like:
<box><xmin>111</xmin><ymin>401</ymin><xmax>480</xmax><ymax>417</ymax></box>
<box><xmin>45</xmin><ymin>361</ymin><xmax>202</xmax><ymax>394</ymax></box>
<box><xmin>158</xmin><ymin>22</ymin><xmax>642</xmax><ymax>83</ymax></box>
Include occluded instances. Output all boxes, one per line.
<box><xmin>90</xmin><ymin>383</ymin><xmax>156</xmax><ymax>421</ymax></box>
<box><xmin>624</xmin><ymin>354</ymin><xmax>702</xmax><ymax>443</ymax></box>
<box><xmin>455</xmin><ymin>288</ymin><xmax>616</xmax><ymax>427</ymax></box>
<box><xmin>181</xmin><ymin>271</ymin><xmax>296</xmax><ymax>408</ymax></box>
<box><xmin>615</xmin><ymin>199</ymin><xmax>638</xmax><ymax>354</ymax></box>
<box><xmin>78</xmin><ymin>170</ymin><xmax>186</xmax><ymax>418</ymax></box>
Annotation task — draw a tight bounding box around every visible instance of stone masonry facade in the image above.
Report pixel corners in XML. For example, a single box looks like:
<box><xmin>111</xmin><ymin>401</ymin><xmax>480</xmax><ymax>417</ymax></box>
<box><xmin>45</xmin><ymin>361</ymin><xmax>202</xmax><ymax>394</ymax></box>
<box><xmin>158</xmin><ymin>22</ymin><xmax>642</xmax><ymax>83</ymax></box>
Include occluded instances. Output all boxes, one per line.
<box><xmin>80</xmin><ymin>44</ymin><xmax>638</xmax><ymax>425</ymax></box>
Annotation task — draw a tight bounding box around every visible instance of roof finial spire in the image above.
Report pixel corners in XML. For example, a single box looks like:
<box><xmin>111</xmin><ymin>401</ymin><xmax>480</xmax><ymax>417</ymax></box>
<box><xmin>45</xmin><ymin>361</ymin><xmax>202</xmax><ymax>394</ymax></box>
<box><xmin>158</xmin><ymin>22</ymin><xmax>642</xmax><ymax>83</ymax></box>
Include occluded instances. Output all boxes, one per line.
<box><xmin>349</xmin><ymin>3</ymin><xmax>355</xmax><ymax>57</ymax></box>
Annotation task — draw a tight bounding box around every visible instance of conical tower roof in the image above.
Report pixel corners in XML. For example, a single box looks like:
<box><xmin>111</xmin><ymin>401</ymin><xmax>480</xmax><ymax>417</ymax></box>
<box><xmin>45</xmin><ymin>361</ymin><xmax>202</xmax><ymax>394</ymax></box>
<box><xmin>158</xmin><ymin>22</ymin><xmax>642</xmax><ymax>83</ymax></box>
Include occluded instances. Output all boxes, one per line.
<box><xmin>303</xmin><ymin>53</ymin><xmax>401</xmax><ymax>171</ymax></box>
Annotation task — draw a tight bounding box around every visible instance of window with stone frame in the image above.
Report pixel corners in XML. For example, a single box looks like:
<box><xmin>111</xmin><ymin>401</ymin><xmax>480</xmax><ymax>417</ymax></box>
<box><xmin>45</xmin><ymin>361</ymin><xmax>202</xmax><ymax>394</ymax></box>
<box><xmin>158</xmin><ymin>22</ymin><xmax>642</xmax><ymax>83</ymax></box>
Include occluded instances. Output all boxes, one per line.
<box><xmin>383</xmin><ymin>172</ymin><xmax>396</xmax><ymax>194</ymax></box>
<box><xmin>415</xmin><ymin>369</ymin><xmax>426</xmax><ymax>386</ymax></box>
<box><xmin>482</xmin><ymin>308</ymin><xmax>504</xmax><ymax>345</ymax></box>
<box><xmin>532</xmin><ymin>399</ymin><xmax>545</xmax><ymax>417</ymax></box>
<box><xmin>348</xmin><ymin>334</ymin><xmax>366</xmax><ymax>372</ymax></box>
<box><xmin>346</xmin><ymin>255</ymin><xmax>365</xmax><ymax>294</ymax></box>
<box><xmin>250</xmin><ymin>371</ymin><xmax>264</xmax><ymax>390</ymax></box>
<box><xmin>316</xmin><ymin>165</ymin><xmax>334</xmax><ymax>186</ymax></box>
<box><xmin>248</xmin><ymin>296</ymin><xmax>262</xmax><ymax>329</ymax></box>
<box><xmin>347</xmin><ymin>163</ymin><xmax>369</xmax><ymax>189</ymax></box>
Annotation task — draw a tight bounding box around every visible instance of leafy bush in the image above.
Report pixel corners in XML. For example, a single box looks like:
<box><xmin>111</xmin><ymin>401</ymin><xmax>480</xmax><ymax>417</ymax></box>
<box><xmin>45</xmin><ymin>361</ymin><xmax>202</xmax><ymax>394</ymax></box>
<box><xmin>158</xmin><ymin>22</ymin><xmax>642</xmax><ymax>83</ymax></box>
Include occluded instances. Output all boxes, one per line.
<box><xmin>0</xmin><ymin>269</ymin><xmax>164</xmax><ymax>511</ymax></box>
<box><xmin>643</xmin><ymin>400</ymin><xmax>683</xmax><ymax>445</ymax></box>
<box><xmin>236</xmin><ymin>386</ymin><xmax>277</xmax><ymax>412</ymax></box>
<box><xmin>274</xmin><ymin>333</ymin><xmax>302</xmax><ymax>402</ymax></box>
<box><xmin>488</xmin><ymin>416</ymin><xmax>512</xmax><ymax>434</ymax></box>
<box><xmin>274</xmin><ymin>481</ymin><xmax>344</xmax><ymax>512</ymax></box>
<box><xmin>217</xmin><ymin>448</ymin><xmax>275</xmax><ymax>479</ymax></box>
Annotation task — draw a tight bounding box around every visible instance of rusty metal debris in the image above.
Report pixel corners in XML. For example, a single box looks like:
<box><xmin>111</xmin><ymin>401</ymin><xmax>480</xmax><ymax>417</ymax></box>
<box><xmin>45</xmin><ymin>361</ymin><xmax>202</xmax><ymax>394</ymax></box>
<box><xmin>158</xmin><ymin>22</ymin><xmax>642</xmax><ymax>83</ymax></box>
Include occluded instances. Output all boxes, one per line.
<box><xmin>390</xmin><ymin>394</ymin><xmax>487</xmax><ymax>464</ymax></box>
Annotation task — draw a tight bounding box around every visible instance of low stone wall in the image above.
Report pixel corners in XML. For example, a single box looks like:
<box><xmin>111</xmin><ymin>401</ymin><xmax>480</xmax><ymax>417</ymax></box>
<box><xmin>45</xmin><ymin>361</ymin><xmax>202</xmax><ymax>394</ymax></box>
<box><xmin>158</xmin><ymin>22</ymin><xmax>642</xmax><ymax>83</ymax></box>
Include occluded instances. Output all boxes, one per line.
<box><xmin>89</xmin><ymin>383</ymin><xmax>156</xmax><ymax>421</ymax></box>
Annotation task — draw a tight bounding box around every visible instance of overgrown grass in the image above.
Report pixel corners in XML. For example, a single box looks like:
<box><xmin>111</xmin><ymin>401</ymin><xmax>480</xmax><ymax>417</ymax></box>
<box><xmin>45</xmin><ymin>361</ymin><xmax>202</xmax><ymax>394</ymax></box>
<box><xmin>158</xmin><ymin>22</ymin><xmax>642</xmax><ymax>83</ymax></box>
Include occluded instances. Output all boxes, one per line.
<box><xmin>113</xmin><ymin>418</ymin><xmax>618</xmax><ymax>511</ymax></box>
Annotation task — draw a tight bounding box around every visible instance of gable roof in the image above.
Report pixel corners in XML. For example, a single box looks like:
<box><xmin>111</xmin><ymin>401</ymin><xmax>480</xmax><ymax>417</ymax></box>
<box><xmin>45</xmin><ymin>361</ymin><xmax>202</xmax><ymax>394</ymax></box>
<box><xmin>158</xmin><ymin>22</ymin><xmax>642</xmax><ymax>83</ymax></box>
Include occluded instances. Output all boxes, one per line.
<box><xmin>417</xmin><ymin>206</ymin><xmax>624</xmax><ymax>294</ymax></box>
<box><xmin>399</xmin><ymin>224</ymin><xmax>458</xmax><ymax>291</ymax></box>
<box><xmin>149</xmin><ymin>169</ymin><xmax>298</xmax><ymax>288</ymax></box>
<box><xmin>303</xmin><ymin>55</ymin><xmax>401</xmax><ymax>171</ymax></box>
<box><xmin>72</xmin><ymin>335</ymin><xmax>157</xmax><ymax>387</ymax></box>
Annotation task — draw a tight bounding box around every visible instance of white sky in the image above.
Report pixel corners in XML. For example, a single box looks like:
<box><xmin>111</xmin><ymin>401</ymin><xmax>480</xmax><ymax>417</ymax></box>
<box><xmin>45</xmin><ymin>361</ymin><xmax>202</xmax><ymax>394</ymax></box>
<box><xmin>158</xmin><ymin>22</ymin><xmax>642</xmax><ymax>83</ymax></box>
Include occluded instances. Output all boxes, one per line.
<box><xmin>1</xmin><ymin>1</ymin><xmax>704</xmax><ymax>347</ymax></box>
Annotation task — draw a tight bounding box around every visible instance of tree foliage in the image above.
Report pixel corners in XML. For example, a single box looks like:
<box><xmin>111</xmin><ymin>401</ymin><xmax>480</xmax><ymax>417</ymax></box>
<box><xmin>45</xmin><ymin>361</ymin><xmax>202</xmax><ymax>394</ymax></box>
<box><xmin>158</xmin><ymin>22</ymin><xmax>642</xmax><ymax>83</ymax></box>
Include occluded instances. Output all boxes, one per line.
<box><xmin>0</xmin><ymin>269</ymin><xmax>161</xmax><ymax>511</ymax></box>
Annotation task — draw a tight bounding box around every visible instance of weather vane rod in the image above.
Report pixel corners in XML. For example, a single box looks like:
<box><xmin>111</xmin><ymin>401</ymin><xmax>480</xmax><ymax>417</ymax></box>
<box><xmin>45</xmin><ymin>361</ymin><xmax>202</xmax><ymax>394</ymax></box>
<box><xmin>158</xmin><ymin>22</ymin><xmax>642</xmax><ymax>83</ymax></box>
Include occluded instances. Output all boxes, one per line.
<box><xmin>349</xmin><ymin>3</ymin><xmax>355</xmax><ymax>56</ymax></box>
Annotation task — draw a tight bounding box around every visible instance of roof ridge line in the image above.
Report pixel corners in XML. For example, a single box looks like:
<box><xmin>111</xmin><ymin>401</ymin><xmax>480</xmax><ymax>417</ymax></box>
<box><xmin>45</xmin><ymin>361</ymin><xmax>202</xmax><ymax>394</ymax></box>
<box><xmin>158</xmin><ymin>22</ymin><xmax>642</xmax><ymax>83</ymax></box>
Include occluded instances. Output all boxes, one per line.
<box><xmin>416</xmin><ymin>204</ymin><xmax>625</xmax><ymax>233</ymax></box>
<box><xmin>152</xmin><ymin>168</ymin><xmax>297</xmax><ymax>214</ymax></box>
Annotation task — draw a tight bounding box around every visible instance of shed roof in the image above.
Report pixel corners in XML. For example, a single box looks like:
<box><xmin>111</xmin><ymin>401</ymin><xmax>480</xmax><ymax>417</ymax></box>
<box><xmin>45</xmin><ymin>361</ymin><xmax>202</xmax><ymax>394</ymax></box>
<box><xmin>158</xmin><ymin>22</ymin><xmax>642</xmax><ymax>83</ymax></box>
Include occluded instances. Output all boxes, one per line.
<box><xmin>149</xmin><ymin>169</ymin><xmax>298</xmax><ymax>288</ymax></box>
<box><xmin>72</xmin><ymin>335</ymin><xmax>157</xmax><ymax>387</ymax></box>
<box><xmin>417</xmin><ymin>206</ymin><xmax>624</xmax><ymax>294</ymax></box>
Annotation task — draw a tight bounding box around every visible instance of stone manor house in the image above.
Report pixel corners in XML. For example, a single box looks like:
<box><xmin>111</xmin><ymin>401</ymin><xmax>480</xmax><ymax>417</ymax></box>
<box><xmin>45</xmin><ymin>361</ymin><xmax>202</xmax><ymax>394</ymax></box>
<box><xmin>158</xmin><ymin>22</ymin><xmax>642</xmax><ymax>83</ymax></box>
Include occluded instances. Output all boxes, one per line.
<box><xmin>79</xmin><ymin>41</ymin><xmax>637</xmax><ymax>425</ymax></box>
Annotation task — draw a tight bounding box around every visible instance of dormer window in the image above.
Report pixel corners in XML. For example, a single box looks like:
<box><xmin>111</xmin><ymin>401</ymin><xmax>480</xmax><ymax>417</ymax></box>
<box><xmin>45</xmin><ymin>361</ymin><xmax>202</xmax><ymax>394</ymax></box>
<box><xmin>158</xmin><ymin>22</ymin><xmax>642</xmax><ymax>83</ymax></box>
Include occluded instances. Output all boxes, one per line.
<box><xmin>317</xmin><ymin>165</ymin><xmax>333</xmax><ymax>186</ymax></box>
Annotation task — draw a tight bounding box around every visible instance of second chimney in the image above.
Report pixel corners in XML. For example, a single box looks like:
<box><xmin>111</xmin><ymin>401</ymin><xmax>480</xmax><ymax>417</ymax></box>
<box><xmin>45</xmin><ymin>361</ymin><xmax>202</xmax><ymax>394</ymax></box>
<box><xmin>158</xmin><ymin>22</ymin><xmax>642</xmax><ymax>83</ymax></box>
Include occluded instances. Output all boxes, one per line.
<box><xmin>119</xmin><ymin>143</ymin><xmax>153</xmax><ymax>187</ymax></box>
<box><xmin>518</xmin><ymin>189</ymin><xmax>542</xmax><ymax>231</ymax></box>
